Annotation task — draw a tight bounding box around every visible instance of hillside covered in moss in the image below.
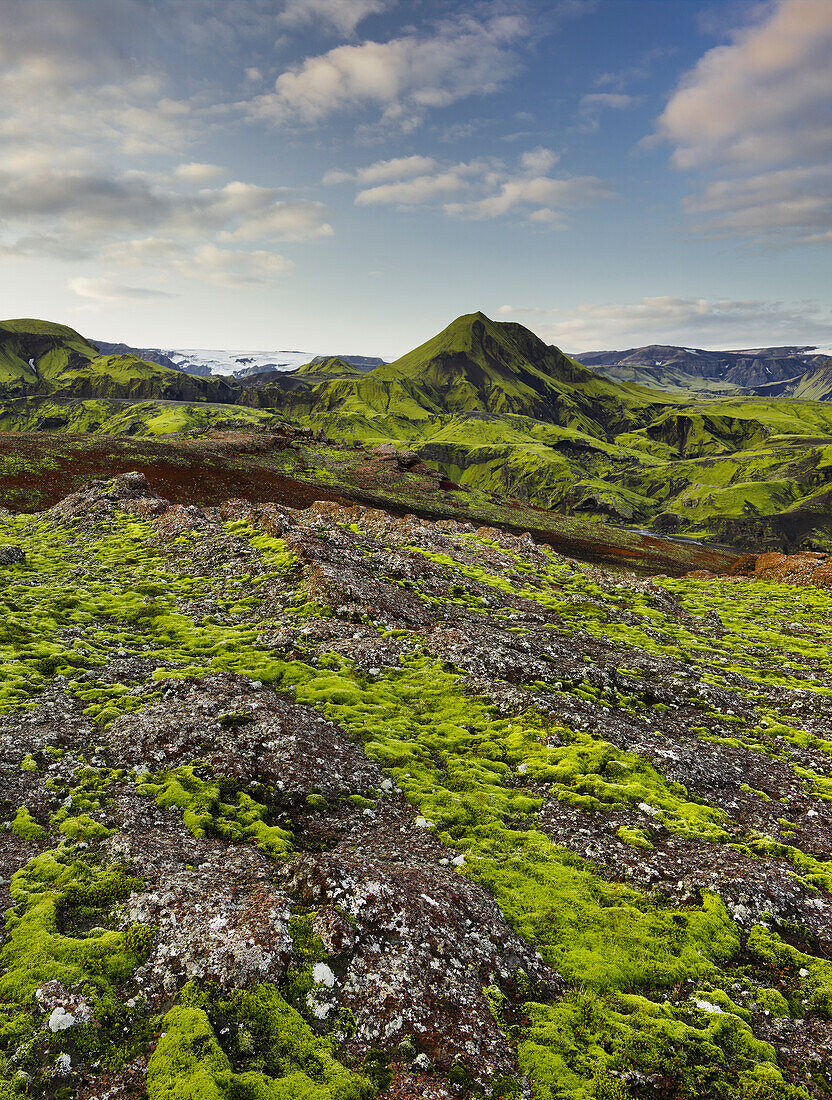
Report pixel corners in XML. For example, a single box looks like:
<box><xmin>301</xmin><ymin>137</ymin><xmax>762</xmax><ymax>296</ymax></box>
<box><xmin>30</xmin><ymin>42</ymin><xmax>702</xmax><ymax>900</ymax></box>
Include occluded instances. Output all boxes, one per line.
<box><xmin>2</xmin><ymin>313</ymin><xmax>832</xmax><ymax>552</ymax></box>
<box><xmin>1</xmin><ymin>472</ymin><xmax>832</xmax><ymax>1099</ymax></box>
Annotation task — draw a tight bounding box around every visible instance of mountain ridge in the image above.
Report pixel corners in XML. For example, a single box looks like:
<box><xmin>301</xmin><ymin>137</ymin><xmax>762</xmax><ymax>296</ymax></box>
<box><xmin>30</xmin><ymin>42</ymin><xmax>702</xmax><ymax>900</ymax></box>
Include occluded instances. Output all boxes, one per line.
<box><xmin>2</xmin><ymin>312</ymin><xmax>832</xmax><ymax>551</ymax></box>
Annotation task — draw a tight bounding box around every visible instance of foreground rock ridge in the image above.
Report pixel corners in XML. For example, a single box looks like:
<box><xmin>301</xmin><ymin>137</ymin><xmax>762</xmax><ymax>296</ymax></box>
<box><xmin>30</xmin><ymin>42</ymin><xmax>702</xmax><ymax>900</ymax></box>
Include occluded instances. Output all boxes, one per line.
<box><xmin>1</xmin><ymin>472</ymin><xmax>832</xmax><ymax>1099</ymax></box>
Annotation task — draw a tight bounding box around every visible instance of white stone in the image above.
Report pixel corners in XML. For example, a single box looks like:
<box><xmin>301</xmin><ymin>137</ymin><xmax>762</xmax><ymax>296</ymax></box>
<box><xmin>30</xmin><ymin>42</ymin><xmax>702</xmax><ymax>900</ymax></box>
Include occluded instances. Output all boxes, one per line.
<box><xmin>692</xmin><ymin>998</ymin><xmax>723</xmax><ymax>1014</ymax></box>
<box><xmin>48</xmin><ymin>1008</ymin><xmax>76</xmax><ymax>1032</ymax></box>
<box><xmin>312</xmin><ymin>962</ymin><xmax>336</xmax><ymax>988</ymax></box>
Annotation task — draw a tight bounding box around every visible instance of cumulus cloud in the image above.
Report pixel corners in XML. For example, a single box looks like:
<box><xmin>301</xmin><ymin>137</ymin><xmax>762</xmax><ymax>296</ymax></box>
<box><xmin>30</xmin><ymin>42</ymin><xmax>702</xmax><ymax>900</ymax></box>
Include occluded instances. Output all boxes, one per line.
<box><xmin>68</xmin><ymin>277</ymin><xmax>175</xmax><ymax>303</ymax></box>
<box><xmin>0</xmin><ymin>1</ymin><xmax>198</xmax><ymax>160</ymax></box>
<box><xmin>278</xmin><ymin>0</ymin><xmax>388</xmax><ymax>36</ymax></box>
<box><xmin>326</xmin><ymin>147</ymin><xmax>613</xmax><ymax>225</ymax></box>
<box><xmin>657</xmin><ymin>0</ymin><xmax>832</xmax><ymax>170</ymax></box>
<box><xmin>0</xmin><ymin>168</ymin><xmax>332</xmax><ymax>250</ymax></box>
<box><xmin>575</xmin><ymin>92</ymin><xmax>636</xmax><ymax>132</ymax></box>
<box><xmin>174</xmin><ymin>244</ymin><xmax>295</xmax><ymax>288</ymax></box>
<box><xmin>323</xmin><ymin>155</ymin><xmax>438</xmax><ymax>186</ymax></box>
<box><xmin>99</xmin><ymin>237</ymin><xmax>188</xmax><ymax>267</ymax></box>
<box><xmin>498</xmin><ymin>296</ymin><xmax>832</xmax><ymax>352</ymax></box>
<box><xmin>248</xmin><ymin>12</ymin><xmax>528</xmax><ymax>131</ymax></box>
<box><xmin>0</xmin><ymin>2</ymin><xmax>334</xmax><ymax>288</ymax></box>
<box><xmin>655</xmin><ymin>0</ymin><xmax>832</xmax><ymax>244</ymax></box>
<box><xmin>174</xmin><ymin>163</ymin><xmax>226</xmax><ymax>184</ymax></box>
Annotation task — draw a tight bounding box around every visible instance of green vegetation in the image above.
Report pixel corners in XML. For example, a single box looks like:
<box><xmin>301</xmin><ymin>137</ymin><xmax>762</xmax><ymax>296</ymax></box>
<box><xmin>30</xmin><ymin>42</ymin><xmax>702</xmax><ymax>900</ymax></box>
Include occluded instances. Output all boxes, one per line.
<box><xmin>2</xmin><ymin>492</ymin><xmax>831</xmax><ymax>1097</ymax></box>
<box><xmin>148</xmin><ymin>986</ymin><xmax>371</xmax><ymax>1100</ymax></box>
<box><xmin>2</xmin><ymin>311</ymin><xmax>832</xmax><ymax>547</ymax></box>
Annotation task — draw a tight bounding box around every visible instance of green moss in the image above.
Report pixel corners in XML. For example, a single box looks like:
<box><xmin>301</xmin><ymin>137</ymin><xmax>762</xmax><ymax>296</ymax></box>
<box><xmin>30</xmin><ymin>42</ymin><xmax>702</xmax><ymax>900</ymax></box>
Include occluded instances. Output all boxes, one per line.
<box><xmin>147</xmin><ymin>987</ymin><xmax>372</xmax><ymax>1100</ymax></box>
<box><xmin>0</xmin><ymin>846</ymin><xmax>145</xmax><ymax>1004</ymax></box>
<box><xmin>136</xmin><ymin>767</ymin><xmax>293</xmax><ymax>856</ymax></box>
<box><xmin>10</xmin><ymin>807</ymin><xmax>47</xmax><ymax>841</ymax></box>
<box><xmin>517</xmin><ymin>987</ymin><xmax>805</xmax><ymax>1100</ymax></box>
<box><xmin>615</xmin><ymin>826</ymin><xmax>653</xmax><ymax>850</ymax></box>
<box><xmin>746</xmin><ymin>925</ymin><xmax>832</xmax><ymax>1015</ymax></box>
<box><xmin>59</xmin><ymin>814</ymin><xmax>114</xmax><ymax>842</ymax></box>
<box><xmin>4</xmin><ymin>467</ymin><xmax>832</xmax><ymax>1095</ymax></box>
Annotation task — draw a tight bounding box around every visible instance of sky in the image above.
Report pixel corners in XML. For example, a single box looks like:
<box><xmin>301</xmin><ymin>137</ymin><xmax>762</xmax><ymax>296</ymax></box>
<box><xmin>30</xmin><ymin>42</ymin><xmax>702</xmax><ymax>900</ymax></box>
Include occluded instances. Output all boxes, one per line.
<box><xmin>0</xmin><ymin>0</ymin><xmax>831</xmax><ymax>357</ymax></box>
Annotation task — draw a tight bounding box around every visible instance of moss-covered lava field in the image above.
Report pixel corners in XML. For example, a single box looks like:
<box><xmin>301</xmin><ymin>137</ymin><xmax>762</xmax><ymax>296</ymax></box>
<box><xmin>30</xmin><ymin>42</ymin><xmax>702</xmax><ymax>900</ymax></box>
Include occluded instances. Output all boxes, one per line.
<box><xmin>2</xmin><ymin>472</ymin><xmax>832</xmax><ymax>1098</ymax></box>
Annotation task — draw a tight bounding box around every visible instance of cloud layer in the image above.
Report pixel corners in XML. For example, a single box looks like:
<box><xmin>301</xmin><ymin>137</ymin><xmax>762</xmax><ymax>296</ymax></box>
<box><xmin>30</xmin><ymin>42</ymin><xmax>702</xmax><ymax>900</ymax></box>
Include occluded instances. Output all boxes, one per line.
<box><xmin>498</xmin><ymin>296</ymin><xmax>832</xmax><ymax>352</ymax></box>
<box><xmin>249</xmin><ymin>12</ymin><xmax>528</xmax><ymax>132</ymax></box>
<box><xmin>326</xmin><ymin>148</ymin><xmax>614</xmax><ymax>226</ymax></box>
<box><xmin>657</xmin><ymin>0</ymin><xmax>832</xmax><ymax>244</ymax></box>
<box><xmin>0</xmin><ymin>0</ymin><xmax>333</xmax><ymax>296</ymax></box>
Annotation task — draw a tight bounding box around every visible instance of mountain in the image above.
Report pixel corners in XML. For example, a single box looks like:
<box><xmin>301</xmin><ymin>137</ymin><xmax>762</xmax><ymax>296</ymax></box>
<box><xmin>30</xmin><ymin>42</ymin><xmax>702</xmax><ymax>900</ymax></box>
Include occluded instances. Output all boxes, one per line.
<box><xmin>92</xmin><ymin>340</ymin><xmax>210</xmax><ymax>375</ymax></box>
<box><xmin>2</xmin><ymin>311</ymin><xmax>832</xmax><ymax>551</ymax></box>
<box><xmin>582</xmin><ymin>342</ymin><xmax>830</xmax><ymax>395</ymax></box>
<box><xmin>0</xmin><ymin>319</ymin><xmax>236</xmax><ymax>403</ymax></box>
<box><xmin>309</xmin><ymin>354</ymin><xmax>384</xmax><ymax>371</ymax></box>
<box><xmin>242</xmin><ymin>311</ymin><xmax>666</xmax><ymax>436</ymax></box>
<box><xmin>793</xmin><ymin>358</ymin><xmax>832</xmax><ymax>401</ymax></box>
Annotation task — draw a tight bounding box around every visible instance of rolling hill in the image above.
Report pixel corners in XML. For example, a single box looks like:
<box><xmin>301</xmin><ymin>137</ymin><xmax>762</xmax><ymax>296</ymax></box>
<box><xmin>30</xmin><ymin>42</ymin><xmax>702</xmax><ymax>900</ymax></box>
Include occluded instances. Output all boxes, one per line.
<box><xmin>0</xmin><ymin>319</ymin><xmax>236</xmax><ymax>403</ymax></box>
<box><xmin>2</xmin><ymin>312</ymin><xmax>832</xmax><ymax>551</ymax></box>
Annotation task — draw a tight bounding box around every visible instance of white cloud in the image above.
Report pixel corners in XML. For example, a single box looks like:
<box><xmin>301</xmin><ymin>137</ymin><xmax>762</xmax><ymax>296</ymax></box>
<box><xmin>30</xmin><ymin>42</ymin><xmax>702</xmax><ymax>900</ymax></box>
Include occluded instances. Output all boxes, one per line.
<box><xmin>68</xmin><ymin>277</ymin><xmax>174</xmax><ymax>303</ymax></box>
<box><xmin>684</xmin><ymin>165</ymin><xmax>832</xmax><ymax>239</ymax></box>
<box><xmin>519</xmin><ymin>147</ymin><xmax>560</xmax><ymax>174</ymax></box>
<box><xmin>0</xmin><ymin>2</ymin><xmax>334</xmax><ymax>288</ymax></box>
<box><xmin>655</xmin><ymin>0</ymin><xmax>832</xmax><ymax>245</ymax></box>
<box><xmin>174</xmin><ymin>163</ymin><xmax>226</xmax><ymax>184</ymax></box>
<box><xmin>100</xmin><ymin>237</ymin><xmax>188</xmax><ymax>267</ymax></box>
<box><xmin>445</xmin><ymin>173</ymin><xmax>613</xmax><ymax>220</ymax></box>
<box><xmin>214</xmin><ymin>193</ymin><xmax>334</xmax><ymax>242</ymax></box>
<box><xmin>324</xmin><ymin>155</ymin><xmax>438</xmax><ymax>187</ymax></box>
<box><xmin>175</xmin><ymin>244</ymin><xmax>294</xmax><ymax>288</ymax></box>
<box><xmin>0</xmin><ymin>162</ymin><xmax>333</xmax><ymax>286</ymax></box>
<box><xmin>657</xmin><ymin>0</ymin><xmax>832</xmax><ymax>171</ymax></box>
<box><xmin>355</xmin><ymin>170</ymin><xmax>471</xmax><ymax>206</ymax></box>
<box><xmin>278</xmin><ymin>0</ymin><xmax>389</xmax><ymax>36</ymax></box>
<box><xmin>575</xmin><ymin>92</ymin><xmax>636</xmax><ymax>132</ymax></box>
<box><xmin>497</xmin><ymin>296</ymin><xmax>832</xmax><ymax>352</ymax></box>
<box><xmin>326</xmin><ymin>148</ymin><xmax>613</xmax><ymax>224</ymax></box>
<box><xmin>248</xmin><ymin>13</ymin><xmax>528</xmax><ymax>131</ymax></box>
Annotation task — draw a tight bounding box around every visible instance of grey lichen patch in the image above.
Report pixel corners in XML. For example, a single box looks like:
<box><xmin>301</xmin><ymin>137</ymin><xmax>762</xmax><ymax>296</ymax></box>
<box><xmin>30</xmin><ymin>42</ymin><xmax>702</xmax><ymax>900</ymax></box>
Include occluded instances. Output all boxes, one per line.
<box><xmin>1</xmin><ymin>473</ymin><xmax>831</xmax><ymax>1098</ymax></box>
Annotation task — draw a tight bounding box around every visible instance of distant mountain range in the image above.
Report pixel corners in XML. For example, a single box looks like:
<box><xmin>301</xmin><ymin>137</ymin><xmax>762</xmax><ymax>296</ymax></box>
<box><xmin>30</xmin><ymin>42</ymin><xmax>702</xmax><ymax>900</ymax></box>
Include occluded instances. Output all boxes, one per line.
<box><xmin>94</xmin><ymin>341</ymin><xmax>384</xmax><ymax>379</ymax></box>
<box><xmin>3</xmin><ymin>313</ymin><xmax>832</xmax><ymax>550</ymax></box>
<box><xmin>582</xmin><ymin>343</ymin><xmax>832</xmax><ymax>399</ymax></box>
<box><xmin>94</xmin><ymin>335</ymin><xmax>832</xmax><ymax>402</ymax></box>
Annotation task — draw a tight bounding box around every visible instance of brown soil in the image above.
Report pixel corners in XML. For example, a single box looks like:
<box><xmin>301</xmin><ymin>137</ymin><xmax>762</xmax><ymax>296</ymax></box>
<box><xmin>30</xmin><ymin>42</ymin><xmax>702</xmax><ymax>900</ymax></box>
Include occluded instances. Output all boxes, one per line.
<box><xmin>0</xmin><ymin>430</ymin><xmax>743</xmax><ymax>576</ymax></box>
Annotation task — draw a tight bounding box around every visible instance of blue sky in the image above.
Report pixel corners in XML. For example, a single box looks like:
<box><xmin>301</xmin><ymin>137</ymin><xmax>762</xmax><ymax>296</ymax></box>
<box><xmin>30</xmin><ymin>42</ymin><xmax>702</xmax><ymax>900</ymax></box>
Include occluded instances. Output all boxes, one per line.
<box><xmin>0</xmin><ymin>0</ymin><xmax>830</xmax><ymax>356</ymax></box>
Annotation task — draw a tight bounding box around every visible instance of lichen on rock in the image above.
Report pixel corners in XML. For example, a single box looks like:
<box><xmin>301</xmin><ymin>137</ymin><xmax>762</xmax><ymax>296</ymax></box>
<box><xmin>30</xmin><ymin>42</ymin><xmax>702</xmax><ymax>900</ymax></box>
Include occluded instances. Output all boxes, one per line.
<box><xmin>1</xmin><ymin>473</ymin><xmax>832</xmax><ymax>1098</ymax></box>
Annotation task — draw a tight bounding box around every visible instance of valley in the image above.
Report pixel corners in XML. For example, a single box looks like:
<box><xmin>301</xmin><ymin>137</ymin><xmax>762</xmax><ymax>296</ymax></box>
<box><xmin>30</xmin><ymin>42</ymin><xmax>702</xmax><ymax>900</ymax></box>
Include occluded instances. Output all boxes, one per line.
<box><xmin>2</xmin><ymin>313</ymin><xmax>832</xmax><ymax>554</ymax></box>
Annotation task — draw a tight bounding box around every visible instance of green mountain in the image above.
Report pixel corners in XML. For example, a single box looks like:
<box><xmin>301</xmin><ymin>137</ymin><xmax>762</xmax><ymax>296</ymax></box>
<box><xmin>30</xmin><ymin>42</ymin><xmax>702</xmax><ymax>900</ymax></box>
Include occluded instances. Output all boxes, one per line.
<box><xmin>232</xmin><ymin>312</ymin><xmax>832</xmax><ymax>546</ymax></box>
<box><xmin>249</xmin><ymin>311</ymin><xmax>663</xmax><ymax>432</ymax></box>
<box><xmin>794</xmin><ymin>359</ymin><xmax>832</xmax><ymax>401</ymax></box>
<box><xmin>2</xmin><ymin>311</ymin><xmax>832</xmax><ymax>550</ymax></box>
<box><xmin>0</xmin><ymin>318</ymin><xmax>236</xmax><ymax>403</ymax></box>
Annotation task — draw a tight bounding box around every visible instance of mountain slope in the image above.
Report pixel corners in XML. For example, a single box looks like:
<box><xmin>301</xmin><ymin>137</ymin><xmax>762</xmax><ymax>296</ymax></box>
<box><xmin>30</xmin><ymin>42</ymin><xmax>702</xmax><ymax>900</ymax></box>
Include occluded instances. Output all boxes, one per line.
<box><xmin>583</xmin><ymin>342</ymin><xmax>829</xmax><ymax>395</ymax></box>
<box><xmin>243</xmin><ymin>311</ymin><xmax>670</xmax><ymax>439</ymax></box>
<box><xmin>2</xmin><ymin>312</ymin><xmax>832</xmax><ymax>550</ymax></box>
<box><xmin>0</xmin><ymin>319</ymin><xmax>237</xmax><ymax>402</ymax></box>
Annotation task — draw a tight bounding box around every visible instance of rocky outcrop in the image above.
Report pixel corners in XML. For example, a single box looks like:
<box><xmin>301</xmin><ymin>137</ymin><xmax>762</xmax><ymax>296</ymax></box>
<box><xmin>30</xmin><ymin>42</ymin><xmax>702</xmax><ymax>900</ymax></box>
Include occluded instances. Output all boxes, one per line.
<box><xmin>3</xmin><ymin>476</ymin><xmax>832</xmax><ymax>1098</ymax></box>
